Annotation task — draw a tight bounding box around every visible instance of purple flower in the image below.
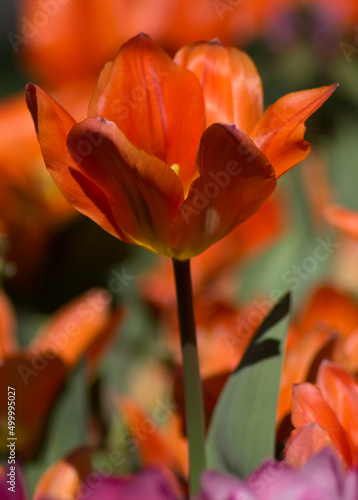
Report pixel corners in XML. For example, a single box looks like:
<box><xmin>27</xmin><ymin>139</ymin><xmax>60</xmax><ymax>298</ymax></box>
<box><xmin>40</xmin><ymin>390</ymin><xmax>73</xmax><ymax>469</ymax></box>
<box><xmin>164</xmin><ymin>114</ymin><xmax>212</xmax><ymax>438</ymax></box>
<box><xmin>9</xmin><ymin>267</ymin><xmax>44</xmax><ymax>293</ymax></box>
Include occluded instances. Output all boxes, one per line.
<box><xmin>78</xmin><ymin>467</ymin><xmax>180</xmax><ymax>500</ymax></box>
<box><xmin>199</xmin><ymin>449</ymin><xmax>358</xmax><ymax>500</ymax></box>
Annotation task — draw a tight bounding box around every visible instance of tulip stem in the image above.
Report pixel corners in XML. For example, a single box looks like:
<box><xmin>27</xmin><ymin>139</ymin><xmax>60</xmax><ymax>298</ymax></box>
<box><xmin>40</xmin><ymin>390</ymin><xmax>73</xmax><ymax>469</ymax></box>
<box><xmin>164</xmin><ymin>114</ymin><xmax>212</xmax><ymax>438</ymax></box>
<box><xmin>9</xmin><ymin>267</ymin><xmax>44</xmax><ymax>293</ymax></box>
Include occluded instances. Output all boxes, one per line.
<box><xmin>172</xmin><ymin>258</ymin><xmax>206</xmax><ymax>496</ymax></box>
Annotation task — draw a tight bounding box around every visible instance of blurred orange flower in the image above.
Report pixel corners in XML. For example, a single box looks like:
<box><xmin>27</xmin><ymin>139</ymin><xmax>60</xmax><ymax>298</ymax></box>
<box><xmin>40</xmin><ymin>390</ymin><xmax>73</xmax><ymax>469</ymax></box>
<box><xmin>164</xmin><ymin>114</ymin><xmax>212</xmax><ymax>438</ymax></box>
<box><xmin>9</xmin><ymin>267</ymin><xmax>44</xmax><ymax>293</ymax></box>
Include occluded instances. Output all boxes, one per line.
<box><xmin>17</xmin><ymin>0</ymin><xmax>172</xmax><ymax>88</ymax></box>
<box><xmin>0</xmin><ymin>81</ymin><xmax>94</xmax><ymax>285</ymax></box>
<box><xmin>117</xmin><ymin>397</ymin><xmax>188</xmax><ymax>479</ymax></box>
<box><xmin>19</xmin><ymin>0</ymin><xmax>353</xmax><ymax>92</ymax></box>
<box><xmin>284</xmin><ymin>361</ymin><xmax>358</xmax><ymax>468</ymax></box>
<box><xmin>27</xmin><ymin>34</ymin><xmax>335</xmax><ymax>260</ymax></box>
<box><xmin>0</xmin><ymin>288</ymin><xmax>121</xmax><ymax>460</ymax></box>
<box><xmin>277</xmin><ymin>284</ymin><xmax>358</xmax><ymax>427</ymax></box>
<box><xmin>16</xmin><ymin>0</ymin><xmax>289</xmax><ymax>89</ymax></box>
<box><xmin>33</xmin><ymin>447</ymin><xmax>92</xmax><ymax>500</ymax></box>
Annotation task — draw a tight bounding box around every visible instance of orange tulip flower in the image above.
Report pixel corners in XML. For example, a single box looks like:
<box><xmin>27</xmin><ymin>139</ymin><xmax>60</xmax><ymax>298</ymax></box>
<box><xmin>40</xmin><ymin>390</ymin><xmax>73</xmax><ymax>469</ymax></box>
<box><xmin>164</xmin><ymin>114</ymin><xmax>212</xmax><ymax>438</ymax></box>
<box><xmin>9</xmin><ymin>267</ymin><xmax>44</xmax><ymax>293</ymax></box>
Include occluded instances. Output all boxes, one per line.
<box><xmin>26</xmin><ymin>34</ymin><xmax>336</xmax><ymax>260</ymax></box>
<box><xmin>284</xmin><ymin>361</ymin><xmax>358</xmax><ymax>468</ymax></box>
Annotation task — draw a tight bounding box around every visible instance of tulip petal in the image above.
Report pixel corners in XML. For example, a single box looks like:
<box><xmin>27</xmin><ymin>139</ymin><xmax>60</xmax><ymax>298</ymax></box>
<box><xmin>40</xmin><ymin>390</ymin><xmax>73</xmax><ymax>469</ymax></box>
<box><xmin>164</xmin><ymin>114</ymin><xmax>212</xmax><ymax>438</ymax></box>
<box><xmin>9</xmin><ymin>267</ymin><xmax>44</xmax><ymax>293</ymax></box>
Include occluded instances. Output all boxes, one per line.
<box><xmin>318</xmin><ymin>362</ymin><xmax>358</xmax><ymax>451</ymax></box>
<box><xmin>324</xmin><ymin>205</ymin><xmax>358</xmax><ymax>241</ymax></box>
<box><xmin>25</xmin><ymin>83</ymin><xmax>119</xmax><ymax>238</ymax></box>
<box><xmin>337</xmin><ymin>329</ymin><xmax>358</xmax><ymax>373</ymax></box>
<box><xmin>89</xmin><ymin>33</ymin><xmax>205</xmax><ymax>193</ymax></box>
<box><xmin>30</xmin><ymin>288</ymin><xmax>113</xmax><ymax>369</ymax></box>
<box><xmin>87</xmin><ymin>307</ymin><xmax>124</xmax><ymax>375</ymax></box>
<box><xmin>252</xmin><ymin>84</ymin><xmax>338</xmax><ymax>177</ymax></box>
<box><xmin>117</xmin><ymin>398</ymin><xmax>187</xmax><ymax>477</ymax></box>
<box><xmin>67</xmin><ymin>118</ymin><xmax>183</xmax><ymax>254</ymax></box>
<box><xmin>299</xmin><ymin>285</ymin><xmax>358</xmax><ymax>339</ymax></box>
<box><xmin>67</xmin><ymin>117</ymin><xmax>184</xmax><ymax>255</ymax></box>
<box><xmin>170</xmin><ymin>124</ymin><xmax>276</xmax><ymax>259</ymax></box>
<box><xmin>284</xmin><ymin>422</ymin><xmax>336</xmax><ymax>468</ymax></box>
<box><xmin>174</xmin><ymin>41</ymin><xmax>263</xmax><ymax>134</ymax></box>
<box><xmin>277</xmin><ymin>327</ymin><xmax>331</xmax><ymax>424</ymax></box>
<box><xmin>291</xmin><ymin>382</ymin><xmax>352</xmax><ymax>466</ymax></box>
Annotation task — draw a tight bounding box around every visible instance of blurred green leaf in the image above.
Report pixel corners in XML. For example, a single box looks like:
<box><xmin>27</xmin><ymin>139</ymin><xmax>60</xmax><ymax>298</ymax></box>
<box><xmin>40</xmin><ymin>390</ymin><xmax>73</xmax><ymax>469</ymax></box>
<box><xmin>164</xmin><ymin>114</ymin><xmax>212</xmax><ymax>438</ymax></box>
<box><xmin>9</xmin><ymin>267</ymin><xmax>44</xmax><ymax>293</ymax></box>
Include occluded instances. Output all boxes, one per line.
<box><xmin>207</xmin><ymin>293</ymin><xmax>291</xmax><ymax>478</ymax></box>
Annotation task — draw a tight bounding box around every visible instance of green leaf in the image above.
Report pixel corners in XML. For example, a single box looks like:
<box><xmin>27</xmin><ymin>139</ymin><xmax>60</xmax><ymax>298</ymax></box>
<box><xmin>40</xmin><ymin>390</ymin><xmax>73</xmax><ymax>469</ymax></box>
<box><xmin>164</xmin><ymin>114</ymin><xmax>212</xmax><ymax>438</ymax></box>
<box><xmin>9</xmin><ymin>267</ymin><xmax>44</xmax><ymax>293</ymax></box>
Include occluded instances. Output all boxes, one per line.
<box><xmin>206</xmin><ymin>293</ymin><xmax>291</xmax><ymax>478</ymax></box>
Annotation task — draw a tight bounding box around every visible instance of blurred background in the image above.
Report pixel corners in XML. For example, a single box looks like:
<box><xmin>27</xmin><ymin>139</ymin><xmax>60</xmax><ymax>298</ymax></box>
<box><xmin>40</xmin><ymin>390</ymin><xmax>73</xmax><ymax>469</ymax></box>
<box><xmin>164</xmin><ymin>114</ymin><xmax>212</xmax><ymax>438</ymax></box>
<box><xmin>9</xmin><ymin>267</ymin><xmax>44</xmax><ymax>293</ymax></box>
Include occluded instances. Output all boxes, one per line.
<box><xmin>1</xmin><ymin>0</ymin><xmax>358</xmax><ymax>496</ymax></box>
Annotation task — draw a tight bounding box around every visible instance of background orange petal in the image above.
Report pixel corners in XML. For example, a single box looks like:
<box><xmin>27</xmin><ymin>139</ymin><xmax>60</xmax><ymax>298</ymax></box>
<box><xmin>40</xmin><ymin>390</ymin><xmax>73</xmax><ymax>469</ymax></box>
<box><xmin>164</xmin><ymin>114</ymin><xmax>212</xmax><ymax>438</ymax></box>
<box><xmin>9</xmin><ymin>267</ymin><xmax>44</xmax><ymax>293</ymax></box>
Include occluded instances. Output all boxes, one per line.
<box><xmin>117</xmin><ymin>397</ymin><xmax>188</xmax><ymax>478</ymax></box>
<box><xmin>317</xmin><ymin>362</ymin><xmax>358</xmax><ymax>454</ymax></box>
<box><xmin>334</xmin><ymin>329</ymin><xmax>358</xmax><ymax>372</ymax></box>
<box><xmin>30</xmin><ymin>288</ymin><xmax>113</xmax><ymax>369</ymax></box>
<box><xmin>298</xmin><ymin>285</ymin><xmax>358</xmax><ymax>339</ymax></box>
<box><xmin>34</xmin><ymin>448</ymin><xmax>92</xmax><ymax>500</ymax></box>
<box><xmin>174</xmin><ymin>41</ymin><xmax>263</xmax><ymax>134</ymax></box>
<box><xmin>277</xmin><ymin>328</ymin><xmax>332</xmax><ymax>424</ymax></box>
<box><xmin>324</xmin><ymin>205</ymin><xmax>358</xmax><ymax>241</ymax></box>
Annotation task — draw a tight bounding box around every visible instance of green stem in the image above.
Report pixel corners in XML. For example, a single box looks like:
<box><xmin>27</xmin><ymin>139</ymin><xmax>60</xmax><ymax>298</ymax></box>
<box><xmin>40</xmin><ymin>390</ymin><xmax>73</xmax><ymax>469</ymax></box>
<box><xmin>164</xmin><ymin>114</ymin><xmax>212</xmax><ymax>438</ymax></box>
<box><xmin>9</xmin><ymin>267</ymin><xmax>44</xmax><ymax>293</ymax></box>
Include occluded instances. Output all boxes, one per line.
<box><xmin>172</xmin><ymin>258</ymin><xmax>206</xmax><ymax>495</ymax></box>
